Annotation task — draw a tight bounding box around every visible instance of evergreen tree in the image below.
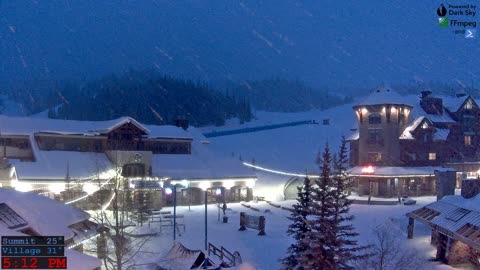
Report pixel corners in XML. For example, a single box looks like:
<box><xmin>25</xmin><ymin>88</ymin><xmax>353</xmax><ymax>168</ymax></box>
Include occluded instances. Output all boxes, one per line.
<box><xmin>297</xmin><ymin>144</ymin><xmax>337</xmax><ymax>270</ymax></box>
<box><xmin>281</xmin><ymin>177</ymin><xmax>313</xmax><ymax>270</ymax></box>
<box><xmin>331</xmin><ymin>137</ymin><xmax>371</xmax><ymax>269</ymax></box>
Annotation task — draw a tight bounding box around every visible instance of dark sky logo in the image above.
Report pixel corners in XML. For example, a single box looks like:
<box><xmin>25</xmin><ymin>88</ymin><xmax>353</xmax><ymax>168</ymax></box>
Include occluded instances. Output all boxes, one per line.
<box><xmin>437</xmin><ymin>4</ymin><xmax>447</xmax><ymax>17</ymax></box>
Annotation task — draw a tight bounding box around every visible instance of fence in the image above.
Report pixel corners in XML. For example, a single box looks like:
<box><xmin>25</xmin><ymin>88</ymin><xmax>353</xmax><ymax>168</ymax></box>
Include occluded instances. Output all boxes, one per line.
<box><xmin>238</xmin><ymin>212</ymin><xmax>266</xmax><ymax>236</ymax></box>
<box><xmin>208</xmin><ymin>242</ymin><xmax>242</xmax><ymax>267</ymax></box>
<box><xmin>203</xmin><ymin>120</ymin><xmax>318</xmax><ymax>138</ymax></box>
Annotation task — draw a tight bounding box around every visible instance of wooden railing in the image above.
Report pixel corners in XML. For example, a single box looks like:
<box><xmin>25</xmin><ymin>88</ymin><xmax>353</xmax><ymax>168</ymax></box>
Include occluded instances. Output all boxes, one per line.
<box><xmin>208</xmin><ymin>242</ymin><xmax>242</xmax><ymax>266</ymax></box>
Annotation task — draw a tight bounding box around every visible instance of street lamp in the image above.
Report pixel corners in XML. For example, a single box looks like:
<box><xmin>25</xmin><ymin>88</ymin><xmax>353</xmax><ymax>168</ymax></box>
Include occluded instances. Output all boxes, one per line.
<box><xmin>200</xmin><ymin>182</ymin><xmax>210</xmax><ymax>269</ymax></box>
<box><xmin>165</xmin><ymin>182</ymin><xmax>188</xmax><ymax>241</ymax></box>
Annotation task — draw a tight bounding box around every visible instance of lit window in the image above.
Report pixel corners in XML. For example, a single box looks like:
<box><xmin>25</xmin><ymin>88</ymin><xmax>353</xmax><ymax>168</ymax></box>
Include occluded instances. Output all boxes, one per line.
<box><xmin>465</xmin><ymin>100</ymin><xmax>473</xmax><ymax>110</ymax></box>
<box><xmin>465</xmin><ymin>135</ymin><xmax>472</xmax><ymax>146</ymax></box>
<box><xmin>428</xmin><ymin>152</ymin><xmax>436</xmax><ymax>160</ymax></box>
<box><xmin>422</xmin><ymin>122</ymin><xmax>428</xmax><ymax>129</ymax></box>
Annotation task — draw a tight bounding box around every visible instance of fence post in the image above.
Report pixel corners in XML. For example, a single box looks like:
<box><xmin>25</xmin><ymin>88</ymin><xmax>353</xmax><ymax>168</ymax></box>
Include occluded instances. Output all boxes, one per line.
<box><xmin>258</xmin><ymin>216</ymin><xmax>266</xmax><ymax>236</ymax></box>
<box><xmin>239</xmin><ymin>212</ymin><xmax>247</xmax><ymax>231</ymax></box>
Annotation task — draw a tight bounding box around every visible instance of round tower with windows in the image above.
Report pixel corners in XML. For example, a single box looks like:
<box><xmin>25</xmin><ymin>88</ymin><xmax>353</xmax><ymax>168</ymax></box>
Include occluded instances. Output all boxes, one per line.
<box><xmin>352</xmin><ymin>86</ymin><xmax>413</xmax><ymax>166</ymax></box>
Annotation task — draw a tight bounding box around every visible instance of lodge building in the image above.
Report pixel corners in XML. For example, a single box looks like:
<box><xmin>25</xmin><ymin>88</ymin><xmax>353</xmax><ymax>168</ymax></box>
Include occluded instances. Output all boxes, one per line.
<box><xmin>0</xmin><ymin>116</ymin><xmax>256</xmax><ymax>207</ymax></box>
<box><xmin>348</xmin><ymin>87</ymin><xmax>480</xmax><ymax>197</ymax></box>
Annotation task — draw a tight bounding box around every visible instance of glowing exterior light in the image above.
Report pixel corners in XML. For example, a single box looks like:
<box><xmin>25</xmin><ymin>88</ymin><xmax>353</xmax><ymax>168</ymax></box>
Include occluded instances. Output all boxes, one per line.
<box><xmin>422</xmin><ymin>123</ymin><xmax>428</xmax><ymax>129</ymax></box>
<box><xmin>164</xmin><ymin>187</ymin><xmax>173</xmax><ymax>195</ymax></box>
<box><xmin>83</xmin><ymin>183</ymin><xmax>99</xmax><ymax>195</ymax></box>
<box><xmin>382</xmin><ymin>107</ymin><xmax>386</xmax><ymax>113</ymax></box>
<box><xmin>246</xmin><ymin>179</ymin><xmax>256</xmax><ymax>188</ymax></box>
<box><xmin>361</xmin><ymin>108</ymin><xmax>368</xmax><ymax>114</ymax></box>
<box><xmin>391</xmin><ymin>107</ymin><xmax>396</xmax><ymax>113</ymax></box>
<box><xmin>361</xmin><ymin>166</ymin><xmax>375</xmax><ymax>174</ymax></box>
<box><xmin>49</xmin><ymin>183</ymin><xmax>65</xmax><ymax>194</ymax></box>
<box><xmin>15</xmin><ymin>181</ymin><xmax>32</xmax><ymax>192</ymax></box>
<box><xmin>199</xmin><ymin>181</ymin><xmax>211</xmax><ymax>191</ymax></box>
<box><xmin>223</xmin><ymin>181</ymin><xmax>234</xmax><ymax>189</ymax></box>
<box><xmin>215</xmin><ymin>188</ymin><xmax>222</xmax><ymax>196</ymax></box>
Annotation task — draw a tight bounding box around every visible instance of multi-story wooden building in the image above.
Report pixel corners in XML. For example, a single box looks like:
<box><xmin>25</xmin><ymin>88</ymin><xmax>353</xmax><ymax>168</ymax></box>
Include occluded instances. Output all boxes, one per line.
<box><xmin>0</xmin><ymin>116</ymin><xmax>256</xmax><ymax>206</ymax></box>
<box><xmin>348</xmin><ymin>87</ymin><xmax>480</xmax><ymax>197</ymax></box>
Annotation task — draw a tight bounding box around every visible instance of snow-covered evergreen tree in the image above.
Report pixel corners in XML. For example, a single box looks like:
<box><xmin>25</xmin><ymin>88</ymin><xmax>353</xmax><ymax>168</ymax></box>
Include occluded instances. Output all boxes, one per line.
<box><xmin>297</xmin><ymin>144</ymin><xmax>337</xmax><ymax>270</ymax></box>
<box><xmin>331</xmin><ymin>137</ymin><xmax>371</xmax><ymax>269</ymax></box>
<box><xmin>281</xmin><ymin>177</ymin><xmax>313</xmax><ymax>270</ymax></box>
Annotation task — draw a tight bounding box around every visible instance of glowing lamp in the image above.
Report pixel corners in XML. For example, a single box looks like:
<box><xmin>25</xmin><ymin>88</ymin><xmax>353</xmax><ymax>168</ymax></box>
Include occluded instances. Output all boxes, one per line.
<box><xmin>215</xmin><ymin>188</ymin><xmax>222</xmax><ymax>196</ymax></box>
<box><xmin>164</xmin><ymin>187</ymin><xmax>173</xmax><ymax>195</ymax></box>
<box><xmin>361</xmin><ymin>165</ymin><xmax>375</xmax><ymax>174</ymax></box>
<box><xmin>83</xmin><ymin>183</ymin><xmax>99</xmax><ymax>195</ymax></box>
<box><xmin>199</xmin><ymin>181</ymin><xmax>211</xmax><ymax>191</ymax></box>
<box><xmin>361</xmin><ymin>108</ymin><xmax>368</xmax><ymax>114</ymax></box>
<box><xmin>246</xmin><ymin>179</ymin><xmax>256</xmax><ymax>188</ymax></box>
<box><xmin>391</xmin><ymin>107</ymin><xmax>396</xmax><ymax>113</ymax></box>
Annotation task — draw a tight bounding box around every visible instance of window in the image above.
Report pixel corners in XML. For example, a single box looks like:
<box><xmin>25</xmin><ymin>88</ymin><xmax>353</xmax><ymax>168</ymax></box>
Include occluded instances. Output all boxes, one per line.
<box><xmin>423</xmin><ymin>133</ymin><xmax>432</xmax><ymax>142</ymax></box>
<box><xmin>368</xmin><ymin>114</ymin><xmax>381</xmax><ymax>124</ymax></box>
<box><xmin>465</xmin><ymin>135</ymin><xmax>472</xmax><ymax>146</ymax></box>
<box><xmin>428</xmin><ymin>152</ymin><xmax>436</xmax><ymax>160</ymax></box>
<box><xmin>465</xmin><ymin>100</ymin><xmax>473</xmax><ymax>110</ymax></box>
<box><xmin>122</xmin><ymin>163</ymin><xmax>146</xmax><ymax>177</ymax></box>
<box><xmin>368</xmin><ymin>152</ymin><xmax>382</xmax><ymax>163</ymax></box>
<box><xmin>367</xmin><ymin>129</ymin><xmax>383</xmax><ymax>145</ymax></box>
<box><xmin>446</xmin><ymin>208</ymin><xmax>470</xmax><ymax>222</ymax></box>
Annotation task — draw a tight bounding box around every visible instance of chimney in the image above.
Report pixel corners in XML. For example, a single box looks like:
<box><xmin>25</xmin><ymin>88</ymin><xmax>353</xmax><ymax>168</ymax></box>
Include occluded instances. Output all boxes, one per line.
<box><xmin>420</xmin><ymin>91</ymin><xmax>443</xmax><ymax>115</ymax></box>
<box><xmin>421</xmin><ymin>90</ymin><xmax>432</xmax><ymax>99</ymax></box>
<box><xmin>175</xmin><ymin>118</ymin><xmax>189</xmax><ymax>130</ymax></box>
<box><xmin>435</xmin><ymin>169</ymin><xmax>457</xmax><ymax>201</ymax></box>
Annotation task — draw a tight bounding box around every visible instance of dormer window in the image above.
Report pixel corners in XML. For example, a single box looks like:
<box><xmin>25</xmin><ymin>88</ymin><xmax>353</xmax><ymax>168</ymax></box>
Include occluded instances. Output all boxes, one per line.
<box><xmin>465</xmin><ymin>100</ymin><xmax>473</xmax><ymax>110</ymax></box>
<box><xmin>368</xmin><ymin>114</ymin><xmax>382</xmax><ymax>125</ymax></box>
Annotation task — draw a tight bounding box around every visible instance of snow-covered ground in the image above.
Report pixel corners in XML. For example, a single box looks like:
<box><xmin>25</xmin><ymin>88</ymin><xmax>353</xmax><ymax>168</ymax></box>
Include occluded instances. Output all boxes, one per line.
<box><xmin>88</xmin><ymin>199</ymin><xmax>458</xmax><ymax>270</ymax></box>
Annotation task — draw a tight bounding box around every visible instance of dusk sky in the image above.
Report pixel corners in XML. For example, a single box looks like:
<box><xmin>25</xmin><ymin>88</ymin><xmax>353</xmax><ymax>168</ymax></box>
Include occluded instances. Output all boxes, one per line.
<box><xmin>0</xmin><ymin>1</ymin><xmax>478</xmax><ymax>90</ymax></box>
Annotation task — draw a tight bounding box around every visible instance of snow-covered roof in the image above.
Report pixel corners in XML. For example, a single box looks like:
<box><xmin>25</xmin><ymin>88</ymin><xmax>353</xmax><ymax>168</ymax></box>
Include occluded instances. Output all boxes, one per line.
<box><xmin>348</xmin><ymin>166</ymin><xmax>450</xmax><ymax>176</ymax></box>
<box><xmin>0</xmin><ymin>115</ymin><xmax>149</xmax><ymax>136</ymax></box>
<box><xmin>0</xmin><ymin>115</ymin><xmax>193</xmax><ymax>140</ymax></box>
<box><xmin>0</xmin><ymin>188</ymin><xmax>90</xmax><ymax>239</ymax></box>
<box><xmin>0</xmin><ymin>222</ymin><xmax>101</xmax><ymax>270</ymax></box>
<box><xmin>152</xmin><ymin>128</ymin><xmax>255</xmax><ymax>180</ymax></box>
<box><xmin>347</xmin><ymin>129</ymin><xmax>359</xmax><ymax>141</ymax></box>
<box><xmin>9</xmin><ymin>135</ymin><xmax>114</xmax><ymax>180</ymax></box>
<box><xmin>433</xmin><ymin>128</ymin><xmax>450</xmax><ymax>141</ymax></box>
<box><xmin>399</xmin><ymin>116</ymin><xmax>428</xmax><ymax>140</ymax></box>
<box><xmin>356</xmin><ymin>86</ymin><xmax>407</xmax><ymax>106</ymax></box>
<box><xmin>157</xmin><ymin>241</ymin><xmax>207</xmax><ymax>270</ymax></box>
<box><xmin>408</xmin><ymin>194</ymin><xmax>480</xmax><ymax>250</ymax></box>
<box><xmin>443</xmin><ymin>95</ymin><xmax>469</xmax><ymax>112</ymax></box>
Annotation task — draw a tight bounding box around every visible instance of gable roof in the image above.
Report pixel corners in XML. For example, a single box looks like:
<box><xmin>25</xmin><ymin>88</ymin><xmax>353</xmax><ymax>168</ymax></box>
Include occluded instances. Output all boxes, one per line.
<box><xmin>0</xmin><ymin>115</ymin><xmax>149</xmax><ymax>136</ymax></box>
<box><xmin>443</xmin><ymin>95</ymin><xmax>471</xmax><ymax>113</ymax></box>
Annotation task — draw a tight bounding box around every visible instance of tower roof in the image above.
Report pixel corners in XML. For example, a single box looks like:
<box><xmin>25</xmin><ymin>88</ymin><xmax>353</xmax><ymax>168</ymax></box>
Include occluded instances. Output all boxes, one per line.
<box><xmin>356</xmin><ymin>85</ymin><xmax>408</xmax><ymax>107</ymax></box>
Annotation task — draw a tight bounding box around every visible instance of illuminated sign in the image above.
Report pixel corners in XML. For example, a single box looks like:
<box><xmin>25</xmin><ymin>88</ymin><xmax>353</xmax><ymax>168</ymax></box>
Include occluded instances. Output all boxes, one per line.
<box><xmin>361</xmin><ymin>165</ymin><xmax>375</xmax><ymax>174</ymax></box>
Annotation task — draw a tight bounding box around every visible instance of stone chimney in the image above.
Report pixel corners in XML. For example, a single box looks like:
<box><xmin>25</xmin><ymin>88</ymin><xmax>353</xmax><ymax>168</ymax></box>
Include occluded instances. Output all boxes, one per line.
<box><xmin>420</xmin><ymin>91</ymin><xmax>443</xmax><ymax>115</ymax></box>
<box><xmin>175</xmin><ymin>118</ymin><xmax>189</xmax><ymax>130</ymax></box>
<box><xmin>461</xmin><ymin>178</ymin><xmax>480</xmax><ymax>199</ymax></box>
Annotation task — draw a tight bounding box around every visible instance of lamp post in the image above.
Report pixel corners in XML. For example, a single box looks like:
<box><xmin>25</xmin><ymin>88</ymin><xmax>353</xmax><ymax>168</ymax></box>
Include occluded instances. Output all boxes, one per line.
<box><xmin>199</xmin><ymin>182</ymin><xmax>210</xmax><ymax>269</ymax></box>
<box><xmin>173</xmin><ymin>184</ymin><xmax>177</xmax><ymax>241</ymax></box>
<box><xmin>204</xmin><ymin>188</ymin><xmax>208</xmax><ymax>269</ymax></box>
